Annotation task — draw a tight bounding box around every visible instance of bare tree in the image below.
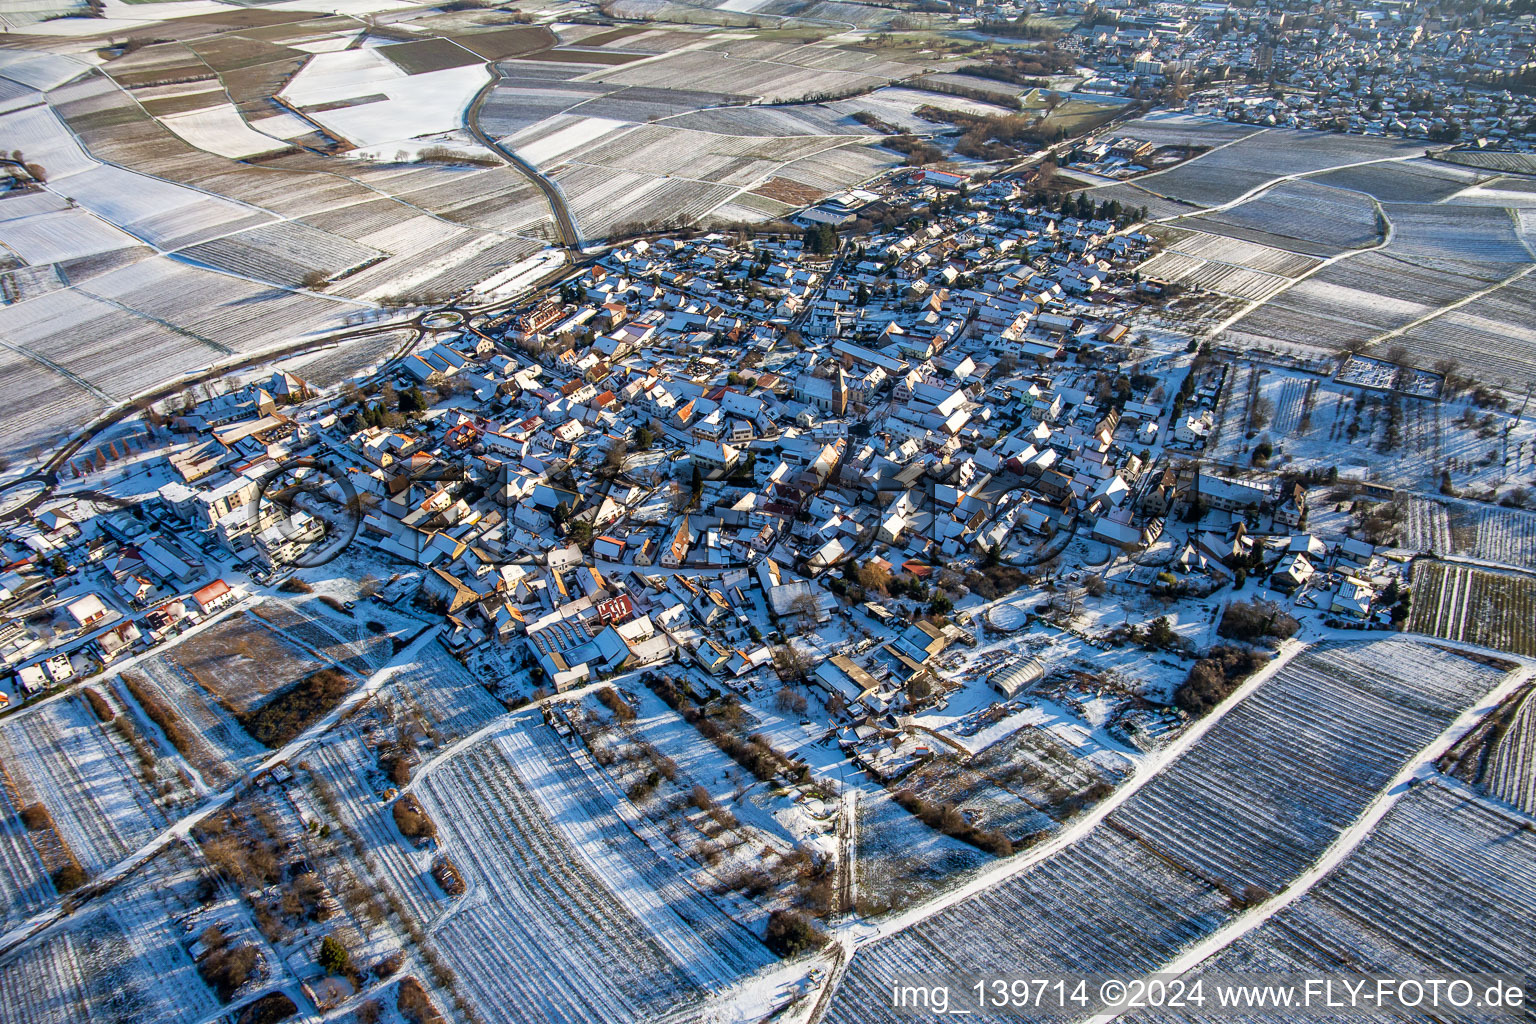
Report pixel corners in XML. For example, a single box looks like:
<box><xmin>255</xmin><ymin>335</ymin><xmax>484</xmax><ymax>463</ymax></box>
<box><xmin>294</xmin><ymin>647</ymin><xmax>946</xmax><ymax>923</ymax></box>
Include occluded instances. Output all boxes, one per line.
<box><xmin>771</xmin><ymin>644</ymin><xmax>811</xmax><ymax>680</ymax></box>
<box><xmin>775</xmin><ymin>686</ymin><xmax>808</xmax><ymax>714</ymax></box>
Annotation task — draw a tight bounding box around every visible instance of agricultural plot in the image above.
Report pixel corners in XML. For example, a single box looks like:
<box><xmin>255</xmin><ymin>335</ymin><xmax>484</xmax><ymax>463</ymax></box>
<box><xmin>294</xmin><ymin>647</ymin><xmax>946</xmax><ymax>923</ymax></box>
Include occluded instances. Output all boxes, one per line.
<box><xmin>1407</xmin><ymin>561</ymin><xmax>1536</xmax><ymax>657</ymax></box>
<box><xmin>1112</xmin><ymin>639</ymin><xmax>1503</xmax><ymax>898</ymax></box>
<box><xmin>1183</xmin><ymin>180</ymin><xmax>1382</xmax><ymax>256</ymax></box>
<box><xmin>1401</xmin><ymin>497</ymin><xmax>1454</xmax><ymax>556</ymax></box>
<box><xmin>826</xmin><ymin>85</ymin><xmax>1018</xmax><ymax>133</ymax></box>
<box><xmin>568</xmin><ymin>84</ymin><xmax>753</xmax><ymax>123</ymax></box>
<box><xmin>117</xmin><ymin>649</ymin><xmax>270</xmax><ymax>790</ymax></box>
<box><xmin>1223</xmin><ymin>296</ymin><xmax>1379</xmax><ymax>354</ymax></box>
<box><xmin>1437</xmin><ymin>149</ymin><xmax>1536</xmax><ymax>175</ymax></box>
<box><xmin>0</xmin><ymin>773</ymin><xmax>50</xmax><ymax>932</ymax></box>
<box><xmin>830</xmin><ymin>824</ymin><xmax>1235</xmax><ymax>1024</ymax></box>
<box><xmin>444</xmin><ymin>23</ymin><xmax>554</xmax><ymax>59</ymax></box>
<box><xmin>1133</xmin><ymin>781</ymin><xmax>1536</xmax><ymax>1024</ymax></box>
<box><xmin>504</xmin><ymin>113</ymin><xmax>635</xmax><ymax>166</ymax></box>
<box><xmin>319</xmin><ymin>215</ymin><xmax>551</xmax><ymax>300</ymax></box>
<box><xmin>0</xmin><ymin>858</ymin><xmax>219</xmax><ymax>1024</ymax></box>
<box><xmin>580</xmin><ymin>42</ymin><xmax>929</xmax><ymax>104</ymax></box>
<box><xmin>856</xmin><ymin>786</ymin><xmax>991</xmax><ymax>916</ymax></box>
<box><xmin>74</xmin><ymin>256</ymin><xmax>355</xmax><ymax>355</ymax></box>
<box><xmin>1310</xmin><ymin>157</ymin><xmax>1489</xmax><ymax>204</ymax></box>
<box><xmin>772</xmin><ymin>141</ymin><xmax>900</xmax><ymax>195</ymax></box>
<box><xmin>1221</xmin><ymin>250</ymin><xmax>1503</xmax><ymax>358</ymax></box>
<box><xmin>381</xmin><ymin>638</ymin><xmax>505</xmax><ymax>743</ymax></box>
<box><xmin>1391</xmin><ymin>273</ymin><xmax>1536</xmax><ymax>387</ymax></box>
<box><xmin>162</xmin><ymin>612</ymin><xmax>321</xmax><ymax>714</ymax></box>
<box><xmin>158</xmin><ymin>103</ymin><xmax>291</xmax><ymax>159</ymax></box>
<box><xmin>278</xmin><ymin>327</ymin><xmax>411</xmax><ymax>388</ymax></box>
<box><xmin>556</xmin><ymin>122</ymin><xmax>850</xmax><ymax>187</ymax></box>
<box><xmin>178</xmin><ymin>219</ymin><xmax>386</xmax><ymax>289</ymax></box>
<box><xmin>662</xmin><ymin>101</ymin><xmax>872</xmax><ymax>136</ymax></box>
<box><xmin>1136</xmin><ymin>155</ymin><xmax>1278</xmax><ymax>209</ymax></box>
<box><xmin>0</xmin><ymin>263</ymin><xmax>66</xmax><ymax>305</ymax></box>
<box><xmin>1483</xmin><ymin>686</ymin><xmax>1536</xmax><ymax>815</ymax></box>
<box><xmin>418</xmin><ymin>719</ymin><xmax>772</xmax><ymax>1024</ymax></box>
<box><xmin>552</xmin><ymin>162</ymin><xmax>737</xmax><ymax>238</ymax></box>
<box><xmin>306</xmin><ymin>729</ymin><xmax>444</xmax><ymax>924</ymax></box>
<box><xmin>0</xmin><ymin>104</ymin><xmax>98</xmax><ymax>180</ymax></box>
<box><xmin>0</xmin><ymin>345</ymin><xmax>107</xmax><ymax>459</ymax></box>
<box><xmin>55</xmin><ymin>164</ymin><xmax>275</xmax><ymax>252</ymax></box>
<box><xmin>378</xmin><ymin>37</ymin><xmax>483</xmax><ymax>75</ymax></box>
<box><xmin>1400</xmin><ymin>498</ymin><xmax>1536</xmax><ymax>569</ymax></box>
<box><xmin>1323</xmin><ymin>250</ymin><xmax>1506</xmax><ymax>306</ymax></box>
<box><xmin>712</xmin><ymin>192</ymin><xmax>797</xmax><ymax>224</ymax></box>
<box><xmin>251</xmin><ymin>598</ymin><xmax>396</xmax><ymax>677</ymax></box>
<box><xmin>1447</xmin><ymin>175</ymin><xmax>1536</xmax><ymax>208</ymax></box>
<box><xmin>0</xmin><ymin>205</ymin><xmax>141</xmax><ymax>265</ymax></box>
<box><xmin>1135</xmin><ymin>250</ymin><xmax>1294</xmax><ymax>302</ymax></box>
<box><xmin>1268</xmin><ymin>374</ymin><xmax>1311</xmax><ymax>434</ymax></box>
<box><xmin>279</xmin><ymin>47</ymin><xmax>490</xmax><ymax>147</ymax></box>
<box><xmin>827</xmin><ymin>637</ymin><xmax>1507</xmax><ymax>1024</ymax></box>
<box><xmin>1114</xmin><ymin>113</ymin><xmax>1260</xmax><ymax>149</ymax></box>
<box><xmin>0</xmin><ymin>288</ymin><xmax>231</xmax><ymax>402</ymax></box>
<box><xmin>354</xmin><ymin>163</ymin><xmax>554</xmax><ymax>237</ymax></box>
<box><xmin>1384</xmin><ymin>202</ymin><xmax>1532</xmax><ymax>264</ymax></box>
<box><xmin>1151</xmin><ymin>230</ymin><xmax>1321</xmax><ymax>277</ymax></box>
<box><xmin>1140</xmin><ymin>128</ymin><xmax>1425</xmax><ymax>209</ymax></box>
<box><xmin>1260</xmin><ymin>276</ymin><xmax>1425</xmax><ymax>334</ymax></box>
<box><xmin>0</xmin><ymin>694</ymin><xmax>171</xmax><ymax>876</ymax></box>
<box><xmin>918</xmin><ymin>71</ymin><xmax>1028</xmax><ymax>102</ymax></box>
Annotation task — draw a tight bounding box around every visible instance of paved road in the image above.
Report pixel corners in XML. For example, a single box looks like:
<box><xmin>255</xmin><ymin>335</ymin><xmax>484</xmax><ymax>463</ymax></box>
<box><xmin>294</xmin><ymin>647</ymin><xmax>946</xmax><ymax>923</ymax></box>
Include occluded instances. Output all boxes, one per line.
<box><xmin>466</xmin><ymin>69</ymin><xmax>584</xmax><ymax>252</ymax></box>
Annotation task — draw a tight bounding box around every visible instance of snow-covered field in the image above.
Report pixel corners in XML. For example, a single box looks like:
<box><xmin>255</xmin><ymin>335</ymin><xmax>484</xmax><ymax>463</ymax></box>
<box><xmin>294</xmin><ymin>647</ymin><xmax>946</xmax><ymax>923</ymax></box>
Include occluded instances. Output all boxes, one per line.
<box><xmin>0</xmin><ymin>693</ymin><xmax>169</xmax><ymax>876</ymax></box>
<box><xmin>416</xmin><ymin>717</ymin><xmax>773</xmax><ymax>1024</ymax></box>
<box><xmin>280</xmin><ymin>49</ymin><xmax>490</xmax><ymax>147</ymax></box>
<box><xmin>158</xmin><ymin>103</ymin><xmax>291</xmax><ymax>160</ymax></box>
<box><xmin>509</xmin><ymin>114</ymin><xmax>634</xmax><ymax>166</ymax></box>
<box><xmin>380</xmin><ymin>638</ymin><xmax>505</xmax><ymax>743</ymax></box>
<box><xmin>825</xmin><ymin>637</ymin><xmax>1511</xmax><ymax>1024</ymax></box>
<box><xmin>1400</xmin><ymin>497</ymin><xmax>1536</xmax><ymax>569</ymax></box>
<box><xmin>1483</xmin><ymin>685</ymin><xmax>1536</xmax><ymax>816</ymax></box>
<box><xmin>0</xmin><ymin>853</ymin><xmax>219</xmax><ymax>1024</ymax></box>
<box><xmin>116</xmin><ymin>650</ymin><xmax>268</xmax><ymax>790</ymax></box>
<box><xmin>0</xmin><ymin>773</ymin><xmax>52</xmax><ymax>932</ymax></box>
<box><xmin>826</xmin><ymin>86</ymin><xmax>1017</xmax><ymax>134</ymax></box>
<box><xmin>0</xmin><ymin>205</ymin><xmax>140</xmax><ymax>265</ymax></box>
<box><xmin>1407</xmin><ymin>561</ymin><xmax>1536</xmax><ymax>657</ymax></box>
<box><xmin>1130</xmin><ymin>780</ymin><xmax>1536</xmax><ymax>1023</ymax></box>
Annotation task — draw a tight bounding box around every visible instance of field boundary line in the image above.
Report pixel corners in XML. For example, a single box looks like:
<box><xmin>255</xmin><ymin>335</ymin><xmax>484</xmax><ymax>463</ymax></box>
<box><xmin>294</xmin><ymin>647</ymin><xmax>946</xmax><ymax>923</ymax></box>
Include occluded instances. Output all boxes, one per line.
<box><xmin>1360</xmin><ymin>261</ymin><xmax>1536</xmax><ymax>354</ymax></box>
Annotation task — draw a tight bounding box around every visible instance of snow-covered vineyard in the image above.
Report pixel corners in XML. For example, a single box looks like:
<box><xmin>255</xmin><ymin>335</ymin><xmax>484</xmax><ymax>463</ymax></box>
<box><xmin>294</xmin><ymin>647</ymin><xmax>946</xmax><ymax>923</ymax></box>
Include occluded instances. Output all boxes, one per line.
<box><xmin>1483</xmin><ymin>686</ymin><xmax>1536</xmax><ymax>817</ymax></box>
<box><xmin>417</xmin><ymin>719</ymin><xmax>774</xmax><ymax>1024</ymax></box>
<box><xmin>1131</xmin><ymin>780</ymin><xmax>1536</xmax><ymax>1024</ymax></box>
<box><xmin>825</xmin><ymin>638</ymin><xmax>1514</xmax><ymax>1024</ymax></box>
<box><xmin>0</xmin><ymin>694</ymin><xmax>169</xmax><ymax>876</ymax></box>
<box><xmin>1406</xmin><ymin>561</ymin><xmax>1536</xmax><ymax>658</ymax></box>
<box><xmin>0</xmin><ymin>851</ymin><xmax>219</xmax><ymax>1024</ymax></box>
<box><xmin>1401</xmin><ymin>498</ymin><xmax>1536</xmax><ymax>571</ymax></box>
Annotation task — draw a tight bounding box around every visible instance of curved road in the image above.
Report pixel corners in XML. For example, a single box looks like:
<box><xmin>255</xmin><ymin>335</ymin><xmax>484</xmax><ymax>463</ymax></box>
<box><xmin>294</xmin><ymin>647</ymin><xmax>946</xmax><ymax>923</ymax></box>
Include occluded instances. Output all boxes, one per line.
<box><xmin>467</xmin><ymin>68</ymin><xmax>585</xmax><ymax>252</ymax></box>
<box><xmin>0</xmin><ymin>252</ymin><xmax>584</xmax><ymax>524</ymax></box>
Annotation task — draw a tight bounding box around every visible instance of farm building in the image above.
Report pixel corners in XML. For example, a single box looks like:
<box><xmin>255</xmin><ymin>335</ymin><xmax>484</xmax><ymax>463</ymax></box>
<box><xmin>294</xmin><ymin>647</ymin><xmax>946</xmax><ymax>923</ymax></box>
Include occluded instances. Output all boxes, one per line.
<box><xmin>990</xmin><ymin>657</ymin><xmax>1045</xmax><ymax>698</ymax></box>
